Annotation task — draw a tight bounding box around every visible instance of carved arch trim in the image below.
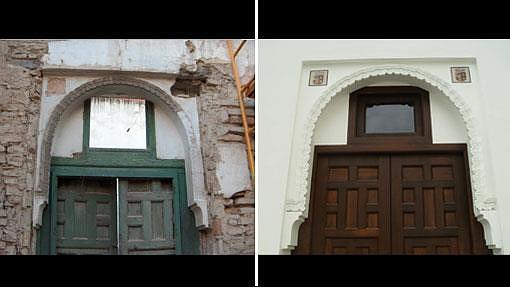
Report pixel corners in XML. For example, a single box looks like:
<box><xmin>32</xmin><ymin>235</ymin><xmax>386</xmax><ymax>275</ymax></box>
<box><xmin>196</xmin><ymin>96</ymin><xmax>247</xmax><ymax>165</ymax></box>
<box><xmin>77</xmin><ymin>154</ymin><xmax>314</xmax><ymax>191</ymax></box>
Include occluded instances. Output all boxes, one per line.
<box><xmin>281</xmin><ymin>65</ymin><xmax>502</xmax><ymax>253</ymax></box>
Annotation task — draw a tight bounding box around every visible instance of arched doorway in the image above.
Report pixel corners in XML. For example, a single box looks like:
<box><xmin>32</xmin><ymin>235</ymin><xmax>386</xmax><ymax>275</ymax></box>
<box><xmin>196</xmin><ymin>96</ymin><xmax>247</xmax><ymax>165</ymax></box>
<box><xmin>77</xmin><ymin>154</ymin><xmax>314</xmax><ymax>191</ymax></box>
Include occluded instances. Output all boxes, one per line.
<box><xmin>34</xmin><ymin>76</ymin><xmax>205</xmax><ymax>254</ymax></box>
<box><xmin>292</xmin><ymin>85</ymin><xmax>490</xmax><ymax>254</ymax></box>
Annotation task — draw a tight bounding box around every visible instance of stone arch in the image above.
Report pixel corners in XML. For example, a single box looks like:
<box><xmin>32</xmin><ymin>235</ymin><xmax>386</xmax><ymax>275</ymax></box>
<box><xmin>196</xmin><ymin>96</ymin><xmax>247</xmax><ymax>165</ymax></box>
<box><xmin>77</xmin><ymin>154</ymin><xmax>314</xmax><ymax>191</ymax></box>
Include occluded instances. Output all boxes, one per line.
<box><xmin>281</xmin><ymin>64</ymin><xmax>502</xmax><ymax>253</ymax></box>
<box><xmin>33</xmin><ymin>76</ymin><xmax>208</xmax><ymax>229</ymax></box>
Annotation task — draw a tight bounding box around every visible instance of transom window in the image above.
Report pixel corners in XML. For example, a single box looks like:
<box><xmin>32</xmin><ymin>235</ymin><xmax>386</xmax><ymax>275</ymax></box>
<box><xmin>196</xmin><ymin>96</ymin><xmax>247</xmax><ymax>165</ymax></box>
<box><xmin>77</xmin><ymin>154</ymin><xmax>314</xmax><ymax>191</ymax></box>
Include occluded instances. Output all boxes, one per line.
<box><xmin>347</xmin><ymin>86</ymin><xmax>432</xmax><ymax>144</ymax></box>
<box><xmin>365</xmin><ymin>103</ymin><xmax>415</xmax><ymax>134</ymax></box>
<box><xmin>89</xmin><ymin>97</ymin><xmax>147</xmax><ymax>149</ymax></box>
<box><xmin>82</xmin><ymin>96</ymin><xmax>156</xmax><ymax>157</ymax></box>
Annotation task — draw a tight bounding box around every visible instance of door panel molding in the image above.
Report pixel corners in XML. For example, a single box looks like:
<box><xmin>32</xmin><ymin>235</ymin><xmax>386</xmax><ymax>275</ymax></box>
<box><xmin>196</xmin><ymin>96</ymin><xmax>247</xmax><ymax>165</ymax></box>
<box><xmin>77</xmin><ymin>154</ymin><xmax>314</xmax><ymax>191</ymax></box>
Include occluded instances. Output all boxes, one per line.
<box><xmin>119</xmin><ymin>179</ymin><xmax>176</xmax><ymax>255</ymax></box>
<box><xmin>294</xmin><ymin>144</ymin><xmax>490</xmax><ymax>254</ymax></box>
<box><xmin>37</xmin><ymin>165</ymin><xmax>200</xmax><ymax>255</ymax></box>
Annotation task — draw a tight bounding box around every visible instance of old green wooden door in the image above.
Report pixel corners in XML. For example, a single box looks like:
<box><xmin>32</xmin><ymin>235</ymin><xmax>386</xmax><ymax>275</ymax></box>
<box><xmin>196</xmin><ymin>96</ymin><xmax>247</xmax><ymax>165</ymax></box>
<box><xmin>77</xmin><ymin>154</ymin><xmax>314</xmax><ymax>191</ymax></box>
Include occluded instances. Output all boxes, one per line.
<box><xmin>118</xmin><ymin>179</ymin><xmax>176</xmax><ymax>255</ymax></box>
<box><xmin>55</xmin><ymin>177</ymin><xmax>117</xmax><ymax>255</ymax></box>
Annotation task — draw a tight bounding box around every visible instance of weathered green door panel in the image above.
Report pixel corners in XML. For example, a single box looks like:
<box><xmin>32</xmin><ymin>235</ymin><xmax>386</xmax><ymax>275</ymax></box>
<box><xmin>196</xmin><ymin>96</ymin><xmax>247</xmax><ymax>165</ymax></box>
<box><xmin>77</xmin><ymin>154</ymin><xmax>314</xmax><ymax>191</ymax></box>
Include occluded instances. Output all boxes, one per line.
<box><xmin>119</xmin><ymin>179</ymin><xmax>175</xmax><ymax>255</ymax></box>
<box><xmin>55</xmin><ymin>178</ymin><xmax>117</xmax><ymax>255</ymax></box>
<box><xmin>39</xmin><ymin>98</ymin><xmax>202</xmax><ymax>255</ymax></box>
<box><xmin>37</xmin><ymin>205</ymin><xmax>51</xmax><ymax>255</ymax></box>
<box><xmin>42</xmin><ymin>164</ymin><xmax>200</xmax><ymax>255</ymax></box>
<box><xmin>178</xmin><ymin>172</ymin><xmax>200</xmax><ymax>254</ymax></box>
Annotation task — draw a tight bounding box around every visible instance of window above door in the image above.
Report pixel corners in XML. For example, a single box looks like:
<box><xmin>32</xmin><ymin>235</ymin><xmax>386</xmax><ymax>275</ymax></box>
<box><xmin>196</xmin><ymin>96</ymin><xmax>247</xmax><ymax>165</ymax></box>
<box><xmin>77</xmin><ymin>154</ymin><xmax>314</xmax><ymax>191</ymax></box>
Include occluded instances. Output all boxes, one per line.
<box><xmin>89</xmin><ymin>97</ymin><xmax>147</xmax><ymax>149</ymax></box>
<box><xmin>347</xmin><ymin>86</ymin><xmax>432</xmax><ymax>145</ymax></box>
<box><xmin>82</xmin><ymin>96</ymin><xmax>157</xmax><ymax>158</ymax></box>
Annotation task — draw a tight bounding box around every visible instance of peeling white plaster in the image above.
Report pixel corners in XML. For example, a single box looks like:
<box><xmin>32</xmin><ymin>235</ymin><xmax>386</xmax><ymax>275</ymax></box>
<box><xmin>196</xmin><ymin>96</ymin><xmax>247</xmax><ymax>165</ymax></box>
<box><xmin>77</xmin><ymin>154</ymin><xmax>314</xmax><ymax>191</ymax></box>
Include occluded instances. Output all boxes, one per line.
<box><xmin>45</xmin><ymin>39</ymin><xmax>255</xmax><ymax>85</ymax></box>
<box><xmin>217</xmin><ymin>142</ymin><xmax>252</xmax><ymax>198</ymax></box>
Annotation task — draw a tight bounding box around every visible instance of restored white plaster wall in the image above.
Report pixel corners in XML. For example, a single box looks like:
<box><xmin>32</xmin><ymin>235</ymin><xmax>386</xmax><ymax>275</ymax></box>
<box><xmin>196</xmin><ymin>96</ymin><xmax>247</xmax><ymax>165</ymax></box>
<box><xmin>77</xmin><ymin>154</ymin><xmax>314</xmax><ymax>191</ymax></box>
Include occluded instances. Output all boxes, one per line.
<box><xmin>311</xmin><ymin>91</ymin><xmax>349</xmax><ymax>145</ymax></box>
<box><xmin>429</xmin><ymin>89</ymin><xmax>468</xmax><ymax>144</ymax></box>
<box><xmin>312</xmin><ymin>79</ymin><xmax>468</xmax><ymax>146</ymax></box>
<box><xmin>259</xmin><ymin>40</ymin><xmax>510</xmax><ymax>254</ymax></box>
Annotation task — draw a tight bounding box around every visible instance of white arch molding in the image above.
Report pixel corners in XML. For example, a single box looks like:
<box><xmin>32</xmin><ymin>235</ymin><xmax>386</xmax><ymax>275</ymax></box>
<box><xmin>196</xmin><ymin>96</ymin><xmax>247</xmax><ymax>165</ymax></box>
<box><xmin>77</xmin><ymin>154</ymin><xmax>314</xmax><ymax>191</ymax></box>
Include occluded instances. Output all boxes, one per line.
<box><xmin>32</xmin><ymin>76</ymin><xmax>209</xmax><ymax>230</ymax></box>
<box><xmin>281</xmin><ymin>65</ymin><xmax>503</xmax><ymax>254</ymax></box>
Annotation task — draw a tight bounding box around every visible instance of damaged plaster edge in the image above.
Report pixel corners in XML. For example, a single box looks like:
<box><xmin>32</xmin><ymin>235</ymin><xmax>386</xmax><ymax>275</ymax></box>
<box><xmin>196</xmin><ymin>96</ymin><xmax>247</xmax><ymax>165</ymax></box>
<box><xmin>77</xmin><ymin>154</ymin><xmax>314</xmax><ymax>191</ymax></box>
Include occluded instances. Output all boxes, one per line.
<box><xmin>190</xmin><ymin>200</ymin><xmax>209</xmax><ymax>230</ymax></box>
<box><xmin>32</xmin><ymin>194</ymin><xmax>47</xmax><ymax>228</ymax></box>
<box><xmin>42</xmin><ymin>67</ymin><xmax>180</xmax><ymax>79</ymax></box>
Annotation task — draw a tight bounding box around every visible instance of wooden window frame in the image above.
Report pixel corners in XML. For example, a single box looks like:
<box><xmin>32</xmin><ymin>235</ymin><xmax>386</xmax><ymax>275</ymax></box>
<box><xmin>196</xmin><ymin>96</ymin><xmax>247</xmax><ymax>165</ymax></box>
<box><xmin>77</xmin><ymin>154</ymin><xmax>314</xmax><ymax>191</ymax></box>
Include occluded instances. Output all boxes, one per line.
<box><xmin>83</xmin><ymin>98</ymin><xmax>157</xmax><ymax>159</ymax></box>
<box><xmin>347</xmin><ymin>86</ymin><xmax>432</xmax><ymax>145</ymax></box>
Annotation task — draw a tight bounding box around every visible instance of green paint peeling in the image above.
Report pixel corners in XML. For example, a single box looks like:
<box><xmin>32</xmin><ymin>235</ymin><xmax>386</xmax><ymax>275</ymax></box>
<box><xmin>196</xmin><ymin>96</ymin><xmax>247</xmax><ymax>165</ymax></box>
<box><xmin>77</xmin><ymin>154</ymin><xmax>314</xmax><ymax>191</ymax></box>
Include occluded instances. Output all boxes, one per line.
<box><xmin>37</xmin><ymin>99</ymin><xmax>199</xmax><ymax>255</ymax></box>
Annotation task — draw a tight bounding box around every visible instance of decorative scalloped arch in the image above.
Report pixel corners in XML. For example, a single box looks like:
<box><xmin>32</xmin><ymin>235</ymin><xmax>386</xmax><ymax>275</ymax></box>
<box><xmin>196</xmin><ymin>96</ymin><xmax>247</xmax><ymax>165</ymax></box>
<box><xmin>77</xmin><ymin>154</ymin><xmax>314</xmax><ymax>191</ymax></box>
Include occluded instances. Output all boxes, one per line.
<box><xmin>281</xmin><ymin>65</ymin><xmax>502</xmax><ymax>253</ymax></box>
<box><xmin>33</xmin><ymin>76</ymin><xmax>208</xmax><ymax>229</ymax></box>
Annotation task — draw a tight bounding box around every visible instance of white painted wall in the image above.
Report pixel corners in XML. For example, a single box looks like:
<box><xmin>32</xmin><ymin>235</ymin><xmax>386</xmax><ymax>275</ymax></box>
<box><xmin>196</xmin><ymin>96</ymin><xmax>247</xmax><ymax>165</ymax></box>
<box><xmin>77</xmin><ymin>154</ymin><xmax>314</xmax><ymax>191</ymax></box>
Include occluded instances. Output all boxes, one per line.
<box><xmin>155</xmin><ymin>105</ymin><xmax>185</xmax><ymax>159</ymax></box>
<box><xmin>51</xmin><ymin>97</ymin><xmax>187</xmax><ymax>159</ymax></box>
<box><xmin>259</xmin><ymin>40</ymin><xmax>510</xmax><ymax>254</ymax></box>
<box><xmin>51</xmin><ymin>104</ymin><xmax>83</xmax><ymax>157</ymax></box>
<box><xmin>312</xmin><ymin>79</ymin><xmax>468</xmax><ymax>145</ymax></box>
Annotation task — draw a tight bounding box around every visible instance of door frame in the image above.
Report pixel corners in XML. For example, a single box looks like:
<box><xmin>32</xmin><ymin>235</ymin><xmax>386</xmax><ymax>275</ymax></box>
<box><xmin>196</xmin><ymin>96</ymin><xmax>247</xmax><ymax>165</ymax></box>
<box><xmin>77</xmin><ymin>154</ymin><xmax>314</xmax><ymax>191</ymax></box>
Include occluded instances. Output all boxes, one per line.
<box><xmin>37</xmin><ymin>98</ymin><xmax>200</xmax><ymax>255</ymax></box>
<box><xmin>297</xmin><ymin>143</ymin><xmax>487</xmax><ymax>254</ymax></box>
<box><xmin>37</xmin><ymin>162</ymin><xmax>200</xmax><ymax>255</ymax></box>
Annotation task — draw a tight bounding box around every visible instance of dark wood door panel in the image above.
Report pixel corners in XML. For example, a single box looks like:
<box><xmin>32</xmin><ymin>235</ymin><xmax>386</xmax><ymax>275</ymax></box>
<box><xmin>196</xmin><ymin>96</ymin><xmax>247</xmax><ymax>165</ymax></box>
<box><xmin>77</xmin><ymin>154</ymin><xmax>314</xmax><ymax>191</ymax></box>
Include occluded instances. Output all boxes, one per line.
<box><xmin>403</xmin><ymin>237</ymin><xmax>460</xmax><ymax>255</ymax></box>
<box><xmin>303</xmin><ymin>154</ymin><xmax>391</xmax><ymax>254</ymax></box>
<box><xmin>295</xmin><ymin>147</ymin><xmax>490</xmax><ymax>255</ymax></box>
<box><xmin>390</xmin><ymin>153</ymin><xmax>472</xmax><ymax>254</ymax></box>
<box><xmin>325</xmin><ymin>238</ymin><xmax>379</xmax><ymax>254</ymax></box>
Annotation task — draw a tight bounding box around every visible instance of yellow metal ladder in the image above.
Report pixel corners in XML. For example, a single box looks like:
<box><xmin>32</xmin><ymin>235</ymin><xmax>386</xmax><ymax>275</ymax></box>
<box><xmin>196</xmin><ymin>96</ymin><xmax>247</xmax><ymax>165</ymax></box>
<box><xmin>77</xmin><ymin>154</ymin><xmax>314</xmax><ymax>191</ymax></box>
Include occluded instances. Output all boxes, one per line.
<box><xmin>226</xmin><ymin>40</ymin><xmax>255</xmax><ymax>185</ymax></box>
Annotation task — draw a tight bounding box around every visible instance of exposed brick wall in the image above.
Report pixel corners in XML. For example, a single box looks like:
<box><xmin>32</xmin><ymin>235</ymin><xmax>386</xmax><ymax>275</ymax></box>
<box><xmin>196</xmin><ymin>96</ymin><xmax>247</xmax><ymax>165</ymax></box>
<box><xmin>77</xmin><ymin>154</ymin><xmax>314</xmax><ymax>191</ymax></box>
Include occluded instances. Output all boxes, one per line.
<box><xmin>195</xmin><ymin>61</ymin><xmax>255</xmax><ymax>254</ymax></box>
<box><xmin>0</xmin><ymin>41</ymin><xmax>255</xmax><ymax>255</ymax></box>
<box><xmin>0</xmin><ymin>41</ymin><xmax>48</xmax><ymax>254</ymax></box>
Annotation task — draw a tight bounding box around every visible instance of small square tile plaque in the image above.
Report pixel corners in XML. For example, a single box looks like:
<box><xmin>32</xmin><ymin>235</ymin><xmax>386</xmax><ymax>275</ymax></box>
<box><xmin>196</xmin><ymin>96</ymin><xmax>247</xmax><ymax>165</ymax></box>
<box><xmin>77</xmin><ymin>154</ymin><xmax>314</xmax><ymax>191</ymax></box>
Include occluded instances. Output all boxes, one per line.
<box><xmin>451</xmin><ymin>67</ymin><xmax>471</xmax><ymax>83</ymax></box>
<box><xmin>309</xmin><ymin>70</ymin><xmax>328</xmax><ymax>86</ymax></box>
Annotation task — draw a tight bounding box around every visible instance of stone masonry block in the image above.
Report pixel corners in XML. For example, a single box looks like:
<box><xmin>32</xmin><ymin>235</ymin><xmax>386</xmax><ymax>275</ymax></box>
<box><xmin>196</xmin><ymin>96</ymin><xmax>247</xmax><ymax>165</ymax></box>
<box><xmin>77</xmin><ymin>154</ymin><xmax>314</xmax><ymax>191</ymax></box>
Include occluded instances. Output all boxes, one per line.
<box><xmin>7</xmin><ymin>144</ymin><xmax>26</xmax><ymax>154</ymax></box>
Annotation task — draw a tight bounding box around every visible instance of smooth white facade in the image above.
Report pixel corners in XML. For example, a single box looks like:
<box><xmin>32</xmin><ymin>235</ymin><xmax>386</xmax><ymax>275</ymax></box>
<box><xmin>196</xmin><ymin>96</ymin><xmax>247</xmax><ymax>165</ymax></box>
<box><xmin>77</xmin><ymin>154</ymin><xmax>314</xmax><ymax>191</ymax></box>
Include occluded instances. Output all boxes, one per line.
<box><xmin>259</xmin><ymin>40</ymin><xmax>510</xmax><ymax>254</ymax></box>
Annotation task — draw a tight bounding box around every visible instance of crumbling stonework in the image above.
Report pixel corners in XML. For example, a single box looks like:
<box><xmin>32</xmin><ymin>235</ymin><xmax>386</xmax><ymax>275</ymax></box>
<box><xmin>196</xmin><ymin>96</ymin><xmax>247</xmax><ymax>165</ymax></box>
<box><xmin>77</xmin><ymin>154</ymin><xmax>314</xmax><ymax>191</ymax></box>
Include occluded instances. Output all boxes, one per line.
<box><xmin>0</xmin><ymin>40</ymin><xmax>255</xmax><ymax>255</ymax></box>
<box><xmin>194</xmin><ymin>61</ymin><xmax>255</xmax><ymax>254</ymax></box>
<box><xmin>0</xmin><ymin>40</ymin><xmax>48</xmax><ymax>255</ymax></box>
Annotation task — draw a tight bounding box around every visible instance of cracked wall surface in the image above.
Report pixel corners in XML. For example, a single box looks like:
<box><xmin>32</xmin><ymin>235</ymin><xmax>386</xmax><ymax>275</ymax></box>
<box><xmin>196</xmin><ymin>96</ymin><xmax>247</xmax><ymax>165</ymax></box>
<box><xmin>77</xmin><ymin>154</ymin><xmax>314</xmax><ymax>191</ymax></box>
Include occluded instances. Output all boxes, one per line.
<box><xmin>0</xmin><ymin>40</ymin><xmax>48</xmax><ymax>254</ymax></box>
<box><xmin>0</xmin><ymin>40</ymin><xmax>254</xmax><ymax>255</ymax></box>
<box><xmin>194</xmin><ymin>61</ymin><xmax>254</xmax><ymax>254</ymax></box>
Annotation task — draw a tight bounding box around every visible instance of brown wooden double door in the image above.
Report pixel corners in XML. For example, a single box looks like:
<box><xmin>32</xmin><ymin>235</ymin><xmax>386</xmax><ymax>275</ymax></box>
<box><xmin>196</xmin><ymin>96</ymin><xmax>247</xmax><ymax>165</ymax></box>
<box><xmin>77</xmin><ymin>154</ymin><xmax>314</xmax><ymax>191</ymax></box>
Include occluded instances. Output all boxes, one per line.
<box><xmin>294</xmin><ymin>151</ymin><xmax>489</xmax><ymax>255</ymax></box>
